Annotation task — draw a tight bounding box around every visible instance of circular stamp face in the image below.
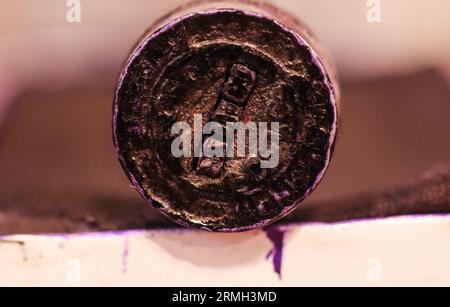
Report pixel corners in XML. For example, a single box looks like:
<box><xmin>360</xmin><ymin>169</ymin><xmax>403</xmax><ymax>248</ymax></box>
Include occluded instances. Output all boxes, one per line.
<box><xmin>113</xmin><ymin>9</ymin><xmax>338</xmax><ymax>231</ymax></box>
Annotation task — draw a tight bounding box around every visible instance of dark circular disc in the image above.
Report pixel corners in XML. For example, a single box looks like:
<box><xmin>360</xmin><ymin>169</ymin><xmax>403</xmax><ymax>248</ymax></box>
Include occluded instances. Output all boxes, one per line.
<box><xmin>113</xmin><ymin>9</ymin><xmax>338</xmax><ymax>231</ymax></box>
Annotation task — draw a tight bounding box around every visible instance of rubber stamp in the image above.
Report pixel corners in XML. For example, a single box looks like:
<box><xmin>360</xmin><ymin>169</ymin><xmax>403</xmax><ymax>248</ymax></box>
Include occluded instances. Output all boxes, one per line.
<box><xmin>113</xmin><ymin>0</ymin><xmax>339</xmax><ymax>231</ymax></box>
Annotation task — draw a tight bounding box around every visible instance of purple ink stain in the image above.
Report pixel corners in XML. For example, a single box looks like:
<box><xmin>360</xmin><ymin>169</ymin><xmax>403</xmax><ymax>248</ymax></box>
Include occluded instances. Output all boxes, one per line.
<box><xmin>122</xmin><ymin>236</ymin><xmax>129</xmax><ymax>274</ymax></box>
<box><xmin>264</xmin><ymin>226</ymin><xmax>287</xmax><ymax>279</ymax></box>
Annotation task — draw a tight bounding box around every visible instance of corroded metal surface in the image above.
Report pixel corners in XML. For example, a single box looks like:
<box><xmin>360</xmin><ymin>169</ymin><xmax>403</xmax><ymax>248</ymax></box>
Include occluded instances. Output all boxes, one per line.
<box><xmin>113</xmin><ymin>5</ymin><xmax>338</xmax><ymax>231</ymax></box>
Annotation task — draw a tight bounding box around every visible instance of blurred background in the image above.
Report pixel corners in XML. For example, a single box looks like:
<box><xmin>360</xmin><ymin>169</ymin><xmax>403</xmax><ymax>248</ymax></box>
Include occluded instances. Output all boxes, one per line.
<box><xmin>0</xmin><ymin>0</ymin><xmax>449</xmax><ymax>234</ymax></box>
